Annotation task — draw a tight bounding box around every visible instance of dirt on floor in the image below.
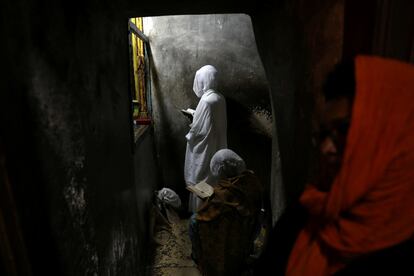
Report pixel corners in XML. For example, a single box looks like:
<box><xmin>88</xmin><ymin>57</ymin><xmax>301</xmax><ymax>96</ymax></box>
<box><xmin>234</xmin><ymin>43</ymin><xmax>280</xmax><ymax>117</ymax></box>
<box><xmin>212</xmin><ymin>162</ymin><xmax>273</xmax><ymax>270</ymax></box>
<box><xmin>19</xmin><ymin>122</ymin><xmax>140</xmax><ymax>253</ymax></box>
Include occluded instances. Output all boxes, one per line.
<box><xmin>151</xmin><ymin>207</ymin><xmax>201</xmax><ymax>276</ymax></box>
<box><xmin>149</xmin><ymin>205</ymin><xmax>267</xmax><ymax>276</ymax></box>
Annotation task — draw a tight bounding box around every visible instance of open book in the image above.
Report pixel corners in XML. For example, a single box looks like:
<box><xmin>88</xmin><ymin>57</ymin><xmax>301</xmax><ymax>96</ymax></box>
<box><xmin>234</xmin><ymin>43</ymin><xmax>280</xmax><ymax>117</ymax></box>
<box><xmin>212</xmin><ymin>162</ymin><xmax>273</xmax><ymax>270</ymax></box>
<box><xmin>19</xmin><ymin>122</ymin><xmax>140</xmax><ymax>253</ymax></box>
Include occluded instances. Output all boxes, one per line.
<box><xmin>181</xmin><ymin>108</ymin><xmax>195</xmax><ymax>117</ymax></box>
<box><xmin>186</xmin><ymin>181</ymin><xmax>214</xmax><ymax>199</ymax></box>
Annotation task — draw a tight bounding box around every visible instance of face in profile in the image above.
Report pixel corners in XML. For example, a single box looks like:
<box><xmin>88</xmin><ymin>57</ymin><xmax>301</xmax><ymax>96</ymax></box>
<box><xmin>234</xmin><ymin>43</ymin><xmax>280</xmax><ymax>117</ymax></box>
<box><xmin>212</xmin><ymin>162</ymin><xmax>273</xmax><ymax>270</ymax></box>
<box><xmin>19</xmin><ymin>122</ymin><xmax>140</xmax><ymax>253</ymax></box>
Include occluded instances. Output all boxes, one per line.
<box><xmin>317</xmin><ymin>97</ymin><xmax>351</xmax><ymax>190</ymax></box>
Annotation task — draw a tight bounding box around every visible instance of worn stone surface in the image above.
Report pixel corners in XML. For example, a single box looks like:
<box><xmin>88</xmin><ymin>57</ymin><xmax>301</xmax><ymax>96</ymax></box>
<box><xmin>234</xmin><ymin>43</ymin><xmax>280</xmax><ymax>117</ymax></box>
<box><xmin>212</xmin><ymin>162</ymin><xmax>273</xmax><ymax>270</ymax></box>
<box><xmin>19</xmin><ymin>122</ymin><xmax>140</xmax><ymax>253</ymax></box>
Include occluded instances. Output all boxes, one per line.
<box><xmin>151</xmin><ymin>209</ymin><xmax>200</xmax><ymax>276</ymax></box>
<box><xmin>1</xmin><ymin>2</ymin><xmax>158</xmax><ymax>275</ymax></box>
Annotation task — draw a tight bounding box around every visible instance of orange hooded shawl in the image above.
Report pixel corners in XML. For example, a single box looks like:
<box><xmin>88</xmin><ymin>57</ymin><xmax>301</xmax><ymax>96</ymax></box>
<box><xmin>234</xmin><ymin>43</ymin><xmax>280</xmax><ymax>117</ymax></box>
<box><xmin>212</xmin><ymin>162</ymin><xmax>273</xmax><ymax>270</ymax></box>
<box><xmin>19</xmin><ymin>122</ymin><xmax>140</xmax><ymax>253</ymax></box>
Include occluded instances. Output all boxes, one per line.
<box><xmin>286</xmin><ymin>56</ymin><xmax>414</xmax><ymax>276</ymax></box>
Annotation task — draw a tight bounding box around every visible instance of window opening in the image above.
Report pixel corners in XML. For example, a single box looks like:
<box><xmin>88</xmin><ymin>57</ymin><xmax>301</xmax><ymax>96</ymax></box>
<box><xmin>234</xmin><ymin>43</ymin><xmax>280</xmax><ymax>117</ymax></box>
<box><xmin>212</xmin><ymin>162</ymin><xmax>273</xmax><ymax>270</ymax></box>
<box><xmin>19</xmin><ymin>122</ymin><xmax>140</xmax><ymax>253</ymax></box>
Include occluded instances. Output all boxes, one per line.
<box><xmin>128</xmin><ymin>17</ymin><xmax>152</xmax><ymax>143</ymax></box>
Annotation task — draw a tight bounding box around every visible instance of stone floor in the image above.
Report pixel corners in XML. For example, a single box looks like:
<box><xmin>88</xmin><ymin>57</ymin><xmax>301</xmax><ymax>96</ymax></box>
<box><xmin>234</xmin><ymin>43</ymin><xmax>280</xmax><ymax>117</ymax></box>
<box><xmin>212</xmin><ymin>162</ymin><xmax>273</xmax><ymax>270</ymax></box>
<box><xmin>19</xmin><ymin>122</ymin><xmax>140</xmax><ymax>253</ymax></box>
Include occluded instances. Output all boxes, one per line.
<box><xmin>149</xmin><ymin>205</ymin><xmax>266</xmax><ymax>276</ymax></box>
<box><xmin>151</xmin><ymin>208</ymin><xmax>201</xmax><ymax>276</ymax></box>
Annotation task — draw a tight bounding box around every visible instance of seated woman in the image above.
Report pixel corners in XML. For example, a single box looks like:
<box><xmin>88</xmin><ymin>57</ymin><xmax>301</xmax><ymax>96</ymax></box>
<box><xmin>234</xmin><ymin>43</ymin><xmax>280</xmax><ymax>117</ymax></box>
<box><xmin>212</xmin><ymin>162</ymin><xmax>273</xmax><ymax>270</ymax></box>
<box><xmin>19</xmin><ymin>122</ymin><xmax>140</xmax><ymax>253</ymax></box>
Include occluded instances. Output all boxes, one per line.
<box><xmin>189</xmin><ymin>149</ymin><xmax>263</xmax><ymax>276</ymax></box>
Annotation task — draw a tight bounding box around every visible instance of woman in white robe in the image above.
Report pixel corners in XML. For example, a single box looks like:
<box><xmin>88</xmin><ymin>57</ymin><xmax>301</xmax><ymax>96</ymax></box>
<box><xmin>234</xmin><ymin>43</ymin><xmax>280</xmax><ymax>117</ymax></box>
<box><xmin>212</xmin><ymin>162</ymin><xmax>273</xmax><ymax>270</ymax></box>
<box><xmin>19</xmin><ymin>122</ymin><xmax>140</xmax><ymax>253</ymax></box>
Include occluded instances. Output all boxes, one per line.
<box><xmin>185</xmin><ymin>65</ymin><xmax>227</xmax><ymax>212</ymax></box>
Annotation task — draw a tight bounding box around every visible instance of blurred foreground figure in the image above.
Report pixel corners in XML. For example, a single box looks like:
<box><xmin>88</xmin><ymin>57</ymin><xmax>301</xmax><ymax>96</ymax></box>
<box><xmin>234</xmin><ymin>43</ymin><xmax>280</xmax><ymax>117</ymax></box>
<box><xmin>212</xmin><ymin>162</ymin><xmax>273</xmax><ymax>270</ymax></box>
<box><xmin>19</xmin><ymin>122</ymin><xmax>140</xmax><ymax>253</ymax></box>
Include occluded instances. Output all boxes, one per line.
<box><xmin>189</xmin><ymin>149</ymin><xmax>263</xmax><ymax>276</ymax></box>
<box><xmin>286</xmin><ymin>56</ymin><xmax>414</xmax><ymax>276</ymax></box>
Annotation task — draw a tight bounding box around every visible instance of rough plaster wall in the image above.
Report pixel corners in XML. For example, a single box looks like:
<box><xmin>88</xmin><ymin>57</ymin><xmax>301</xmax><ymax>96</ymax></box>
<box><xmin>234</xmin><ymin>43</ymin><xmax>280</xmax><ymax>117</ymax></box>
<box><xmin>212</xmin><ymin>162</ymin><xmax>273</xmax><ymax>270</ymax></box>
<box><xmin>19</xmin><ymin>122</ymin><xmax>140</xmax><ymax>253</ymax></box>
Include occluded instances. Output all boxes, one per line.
<box><xmin>26</xmin><ymin>11</ymin><xmax>139</xmax><ymax>274</ymax></box>
<box><xmin>252</xmin><ymin>8</ymin><xmax>306</xmax><ymax>225</ymax></box>
<box><xmin>1</xmin><ymin>1</ymin><xmax>157</xmax><ymax>274</ymax></box>
<box><xmin>251</xmin><ymin>0</ymin><xmax>344</xmax><ymax>224</ymax></box>
<box><xmin>144</xmin><ymin>14</ymin><xmax>272</xmax><ymax>206</ymax></box>
<box><xmin>133</xmin><ymin>129</ymin><xmax>159</xmax><ymax>274</ymax></box>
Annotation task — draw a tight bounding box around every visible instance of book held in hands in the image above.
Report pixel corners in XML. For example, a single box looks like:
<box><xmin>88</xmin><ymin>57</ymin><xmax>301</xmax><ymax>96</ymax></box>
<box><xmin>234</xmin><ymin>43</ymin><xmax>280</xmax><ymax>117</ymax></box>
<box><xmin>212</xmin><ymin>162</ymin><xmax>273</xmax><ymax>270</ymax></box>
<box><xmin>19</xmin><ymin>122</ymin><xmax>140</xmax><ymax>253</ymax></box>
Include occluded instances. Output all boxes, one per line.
<box><xmin>186</xmin><ymin>181</ymin><xmax>214</xmax><ymax>199</ymax></box>
<box><xmin>181</xmin><ymin>108</ymin><xmax>195</xmax><ymax>117</ymax></box>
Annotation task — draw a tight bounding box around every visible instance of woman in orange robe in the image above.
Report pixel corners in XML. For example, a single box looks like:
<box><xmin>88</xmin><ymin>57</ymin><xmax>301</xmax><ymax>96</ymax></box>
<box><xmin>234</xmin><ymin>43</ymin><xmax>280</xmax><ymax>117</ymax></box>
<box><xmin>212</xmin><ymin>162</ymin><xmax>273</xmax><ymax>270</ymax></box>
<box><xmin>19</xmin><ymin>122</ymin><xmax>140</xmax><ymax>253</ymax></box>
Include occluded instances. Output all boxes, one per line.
<box><xmin>286</xmin><ymin>56</ymin><xmax>414</xmax><ymax>275</ymax></box>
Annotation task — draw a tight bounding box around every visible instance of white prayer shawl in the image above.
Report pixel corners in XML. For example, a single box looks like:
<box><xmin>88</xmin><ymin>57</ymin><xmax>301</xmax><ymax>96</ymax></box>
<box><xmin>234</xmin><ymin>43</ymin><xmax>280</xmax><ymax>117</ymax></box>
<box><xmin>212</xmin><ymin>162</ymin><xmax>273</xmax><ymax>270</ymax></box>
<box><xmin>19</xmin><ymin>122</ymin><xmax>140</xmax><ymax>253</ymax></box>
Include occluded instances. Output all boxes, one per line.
<box><xmin>185</xmin><ymin>65</ymin><xmax>227</xmax><ymax>212</ymax></box>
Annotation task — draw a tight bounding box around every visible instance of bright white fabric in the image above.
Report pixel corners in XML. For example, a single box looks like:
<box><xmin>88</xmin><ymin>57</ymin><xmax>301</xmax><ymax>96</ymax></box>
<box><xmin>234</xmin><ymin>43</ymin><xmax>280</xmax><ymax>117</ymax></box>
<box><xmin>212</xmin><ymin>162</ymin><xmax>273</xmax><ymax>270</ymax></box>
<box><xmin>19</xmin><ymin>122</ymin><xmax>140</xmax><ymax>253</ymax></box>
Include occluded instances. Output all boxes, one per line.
<box><xmin>210</xmin><ymin>149</ymin><xmax>246</xmax><ymax>179</ymax></box>
<box><xmin>157</xmin><ymin>188</ymin><xmax>182</xmax><ymax>209</ymax></box>
<box><xmin>192</xmin><ymin>65</ymin><xmax>218</xmax><ymax>98</ymax></box>
<box><xmin>185</xmin><ymin>65</ymin><xmax>227</xmax><ymax>212</ymax></box>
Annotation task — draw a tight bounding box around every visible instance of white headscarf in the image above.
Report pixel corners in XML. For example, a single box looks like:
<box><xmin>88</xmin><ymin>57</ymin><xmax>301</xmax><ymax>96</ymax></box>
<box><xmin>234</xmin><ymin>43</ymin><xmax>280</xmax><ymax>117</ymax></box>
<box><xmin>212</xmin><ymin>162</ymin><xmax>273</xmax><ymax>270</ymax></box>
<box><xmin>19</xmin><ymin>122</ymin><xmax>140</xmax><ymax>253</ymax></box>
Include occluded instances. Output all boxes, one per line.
<box><xmin>157</xmin><ymin>188</ymin><xmax>182</xmax><ymax>209</ymax></box>
<box><xmin>210</xmin><ymin>149</ymin><xmax>246</xmax><ymax>179</ymax></box>
<box><xmin>193</xmin><ymin>65</ymin><xmax>218</xmax><ymax>98</ymax></box>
